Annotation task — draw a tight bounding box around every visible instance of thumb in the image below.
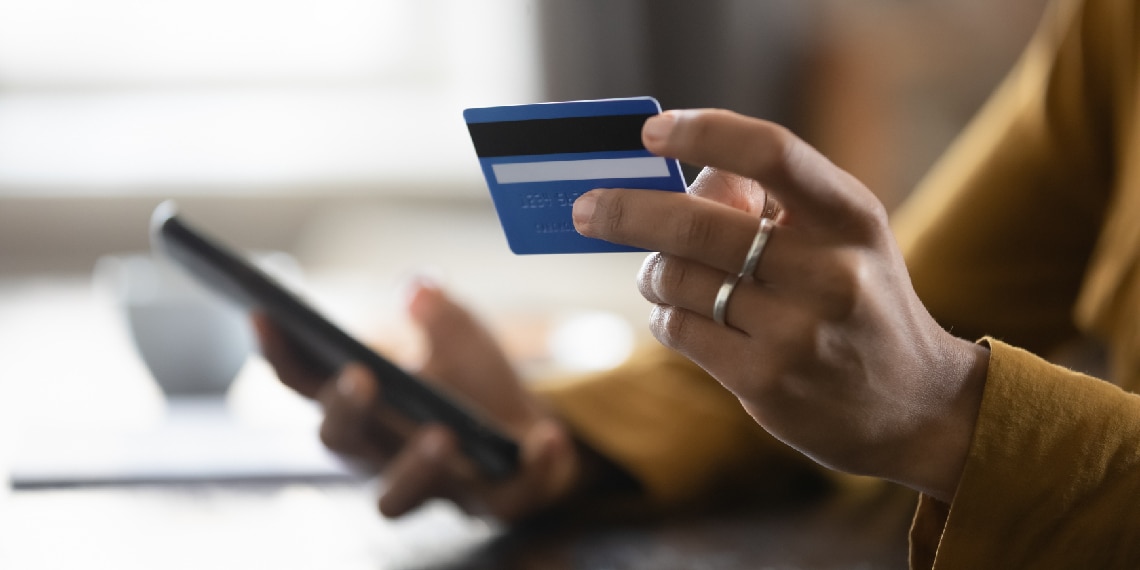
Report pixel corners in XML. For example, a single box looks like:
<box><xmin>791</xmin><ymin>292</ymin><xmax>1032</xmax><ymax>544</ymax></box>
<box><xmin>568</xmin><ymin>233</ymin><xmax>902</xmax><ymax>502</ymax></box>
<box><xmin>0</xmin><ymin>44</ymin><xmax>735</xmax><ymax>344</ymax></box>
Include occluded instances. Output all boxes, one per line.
<box><xmin>406</xmin><ymin>278</ymin><xmax>481</xmax><ymax>347</ymax></box>
<box><xmin>405</xmin><ymin>278</ymin><xmax>506</xmax><ymax>383</ymax></box>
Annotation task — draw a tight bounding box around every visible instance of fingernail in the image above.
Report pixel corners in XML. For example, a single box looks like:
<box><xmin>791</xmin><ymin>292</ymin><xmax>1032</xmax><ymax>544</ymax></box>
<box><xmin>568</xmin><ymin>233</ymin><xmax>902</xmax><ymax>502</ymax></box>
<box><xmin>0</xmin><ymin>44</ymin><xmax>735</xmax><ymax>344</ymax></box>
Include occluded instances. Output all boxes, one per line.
<box><xmin>530</xmin><ymin>421</ymin><xmax>562</xmax><ymax>454</ymax></box>
<box><xmin>421</xmin><ymin>429</ymin><xmax>449</xmax><ymax>460</ymax></box>
<box><xmin>409</xmin><ymin>271</ymin><xmax>442</xmax><ymax>293</ymax></box>
<box><xmin>572</xmin><ymin>192</ymin><xmax>597</xmax><ymax>228</ymax></box>
<box><xmin>400</xmin><ymin>269</ymin><xmax>439</xmax><ymax>302</ymax></box>
<box><xmin>404</xmin><ymin>280</ymin><xmax>434</xmax><ymax>317</ymax></box>
<box><xmin>643</xmin><ymin>112</ymin><xmax>677</xmax><ymax>146</ymax></box>
<box><xmin>337</xmin><ymin>368</ymin><xmax>367</xmax><ymax>401</ymax></box>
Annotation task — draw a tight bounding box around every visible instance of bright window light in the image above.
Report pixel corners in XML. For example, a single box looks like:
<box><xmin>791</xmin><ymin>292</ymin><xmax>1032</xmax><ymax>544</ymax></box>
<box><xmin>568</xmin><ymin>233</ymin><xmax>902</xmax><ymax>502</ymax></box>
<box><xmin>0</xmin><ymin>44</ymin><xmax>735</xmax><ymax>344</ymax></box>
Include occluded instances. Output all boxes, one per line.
<box><xmin>547</xmin><ymin>311</ymin><xmax>635</xmax><ymax>373</ymax></box>
<box><xmin>0</xmin><ymin>0</ymin><xmax>539</xmax><ymax>195</ymax></box>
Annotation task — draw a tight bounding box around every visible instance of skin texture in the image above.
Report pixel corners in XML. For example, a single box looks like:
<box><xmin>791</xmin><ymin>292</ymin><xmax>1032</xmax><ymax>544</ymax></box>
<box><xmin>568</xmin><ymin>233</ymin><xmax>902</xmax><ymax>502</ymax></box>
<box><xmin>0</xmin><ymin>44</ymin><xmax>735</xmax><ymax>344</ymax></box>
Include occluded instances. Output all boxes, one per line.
<box><xmin>572</xmin><ymin>109</ymin><xmax>990</xmax><ymax>502</ymax></box>
<box><xmin>253</xmin><ymin>282</ymin><xmax>587</xmax><ymax>522</ymax></box>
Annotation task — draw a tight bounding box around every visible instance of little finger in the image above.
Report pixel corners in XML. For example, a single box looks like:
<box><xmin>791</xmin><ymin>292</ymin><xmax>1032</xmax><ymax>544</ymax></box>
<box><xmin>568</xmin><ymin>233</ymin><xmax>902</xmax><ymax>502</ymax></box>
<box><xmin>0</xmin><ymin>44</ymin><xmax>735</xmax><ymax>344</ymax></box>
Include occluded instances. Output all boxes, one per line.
<box><xmin>638</xmin><ymin>253</ymin><xmax>735</xmax><ymax>318</ymax></box>
<box><xmin>649</xmin><ymin>296</ymin><xmax>804</xmax><ymax>395</ymax></box>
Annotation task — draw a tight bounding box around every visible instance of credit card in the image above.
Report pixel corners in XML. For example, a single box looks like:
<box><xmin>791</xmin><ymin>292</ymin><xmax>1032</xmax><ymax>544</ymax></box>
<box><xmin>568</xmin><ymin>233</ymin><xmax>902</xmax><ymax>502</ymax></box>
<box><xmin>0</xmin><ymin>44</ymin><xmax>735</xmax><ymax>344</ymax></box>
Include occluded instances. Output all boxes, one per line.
<box><xmin>464</xmin><ymin>97</ymin><xmax>687</xmax><ymax>254</ymax></box>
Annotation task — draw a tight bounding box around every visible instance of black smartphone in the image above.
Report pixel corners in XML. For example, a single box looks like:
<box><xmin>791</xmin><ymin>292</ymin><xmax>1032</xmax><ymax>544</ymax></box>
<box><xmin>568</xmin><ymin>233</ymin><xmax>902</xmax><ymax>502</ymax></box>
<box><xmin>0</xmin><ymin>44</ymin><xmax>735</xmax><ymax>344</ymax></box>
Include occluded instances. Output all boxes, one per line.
<box><xmin>149</xmin><ymin>201</ymin><xmax>520</xmax><ymax>479</ymax></box>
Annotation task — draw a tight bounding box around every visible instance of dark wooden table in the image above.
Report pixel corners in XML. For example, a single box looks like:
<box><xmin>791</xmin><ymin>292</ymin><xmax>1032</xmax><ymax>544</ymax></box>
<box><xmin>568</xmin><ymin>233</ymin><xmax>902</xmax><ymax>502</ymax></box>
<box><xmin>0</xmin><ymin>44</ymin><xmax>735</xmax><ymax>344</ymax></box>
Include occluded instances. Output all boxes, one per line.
<box><xmin>419</xmin><ymin>483</ymin><xmax>914</xmax><ymax>570</ymax></box>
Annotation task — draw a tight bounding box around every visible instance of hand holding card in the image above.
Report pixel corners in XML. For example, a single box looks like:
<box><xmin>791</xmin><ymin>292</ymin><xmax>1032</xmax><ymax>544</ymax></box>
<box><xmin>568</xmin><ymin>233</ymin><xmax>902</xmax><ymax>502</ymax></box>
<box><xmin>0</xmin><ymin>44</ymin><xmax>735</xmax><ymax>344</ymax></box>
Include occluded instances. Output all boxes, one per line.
<box><xmin>465</xmin><ymin>97</ymin><xmax>687</xmax><ymax>254</ymax></box>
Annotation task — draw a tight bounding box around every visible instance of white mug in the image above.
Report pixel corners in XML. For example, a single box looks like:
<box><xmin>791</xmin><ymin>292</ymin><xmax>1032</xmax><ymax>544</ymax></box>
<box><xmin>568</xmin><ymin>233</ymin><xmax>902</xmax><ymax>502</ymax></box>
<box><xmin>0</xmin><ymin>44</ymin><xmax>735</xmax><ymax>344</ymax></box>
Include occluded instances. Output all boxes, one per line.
<box><xmin>94</xmin><ymin>253</ymin><xmax>254</xmax><ymax>397</ymax></box>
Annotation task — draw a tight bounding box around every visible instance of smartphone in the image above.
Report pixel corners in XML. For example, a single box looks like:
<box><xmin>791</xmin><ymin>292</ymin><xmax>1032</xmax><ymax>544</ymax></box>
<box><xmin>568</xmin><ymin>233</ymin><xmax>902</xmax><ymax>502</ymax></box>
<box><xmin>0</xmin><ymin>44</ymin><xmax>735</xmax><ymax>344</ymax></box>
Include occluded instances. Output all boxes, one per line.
<box><xmin>149</xmin><ymin>201</ymin><xmax>520</xmax><ymax>479</ymax></box>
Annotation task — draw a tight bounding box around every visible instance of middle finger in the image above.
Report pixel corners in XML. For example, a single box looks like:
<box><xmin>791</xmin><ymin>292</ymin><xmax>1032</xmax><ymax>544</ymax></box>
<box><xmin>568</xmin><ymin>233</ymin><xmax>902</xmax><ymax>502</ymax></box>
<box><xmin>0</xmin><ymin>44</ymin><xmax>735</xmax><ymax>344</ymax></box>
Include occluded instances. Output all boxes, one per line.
<box><xmin>687</xmin><ymin>167</ymin><xmax>768</xmax><ymax>214</ymax></box>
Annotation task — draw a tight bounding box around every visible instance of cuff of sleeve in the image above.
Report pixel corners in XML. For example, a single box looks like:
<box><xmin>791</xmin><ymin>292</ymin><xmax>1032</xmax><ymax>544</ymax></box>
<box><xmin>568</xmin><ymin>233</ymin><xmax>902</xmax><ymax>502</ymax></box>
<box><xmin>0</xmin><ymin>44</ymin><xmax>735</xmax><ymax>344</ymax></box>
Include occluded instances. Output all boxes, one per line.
<box><xmin>908</xmin><ymin>493</ymin><xmax>950</xmax><ymax>570</ymax></box>
<box><xmin>909</xmin><ymin>337</ymin><xmax>1140</xmax><ymax>568</ymax></box>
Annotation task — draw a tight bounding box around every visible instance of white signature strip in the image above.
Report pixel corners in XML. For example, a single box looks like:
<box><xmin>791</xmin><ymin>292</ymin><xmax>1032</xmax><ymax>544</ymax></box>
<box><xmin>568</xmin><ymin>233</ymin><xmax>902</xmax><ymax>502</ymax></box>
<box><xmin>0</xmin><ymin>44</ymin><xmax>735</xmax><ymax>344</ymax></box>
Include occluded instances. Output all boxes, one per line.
<box><xmin>492</xmin><ymin>156</ymin><xmax>670</xmax><ymax>184</ymax></box>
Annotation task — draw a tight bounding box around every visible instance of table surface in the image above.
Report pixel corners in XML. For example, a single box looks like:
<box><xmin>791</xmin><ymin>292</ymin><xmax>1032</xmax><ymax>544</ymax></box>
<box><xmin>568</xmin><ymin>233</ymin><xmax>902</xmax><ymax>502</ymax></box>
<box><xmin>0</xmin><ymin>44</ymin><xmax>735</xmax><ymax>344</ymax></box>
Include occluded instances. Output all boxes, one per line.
<box><xmin>0</xmin><ymin>275</ymin><xmax>913</xmax><ymax>570</ymax></box>
<box><xmin>0</xmin><ymin>479</ymin><xmax>914</xmax><ymax>570</ymax></box>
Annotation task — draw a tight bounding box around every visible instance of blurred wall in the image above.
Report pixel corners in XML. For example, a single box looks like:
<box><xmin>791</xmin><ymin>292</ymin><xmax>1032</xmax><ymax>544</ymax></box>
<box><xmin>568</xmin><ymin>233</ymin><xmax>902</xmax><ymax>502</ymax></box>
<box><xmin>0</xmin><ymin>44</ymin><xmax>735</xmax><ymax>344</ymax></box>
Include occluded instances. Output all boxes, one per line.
<box><xmin>538</xmin><ymin>0</ymin><xmax>1049</xmax><ymax>207</ymax></box>
<box><xmin>539</xmin><ymin>0</ymin><xmax>815</xmax><ymax>122</ymax></box>
<box><xmin>1</xmin><ymin>0</ymin><xmax>1050</xmax><ymax>275</ymax></box>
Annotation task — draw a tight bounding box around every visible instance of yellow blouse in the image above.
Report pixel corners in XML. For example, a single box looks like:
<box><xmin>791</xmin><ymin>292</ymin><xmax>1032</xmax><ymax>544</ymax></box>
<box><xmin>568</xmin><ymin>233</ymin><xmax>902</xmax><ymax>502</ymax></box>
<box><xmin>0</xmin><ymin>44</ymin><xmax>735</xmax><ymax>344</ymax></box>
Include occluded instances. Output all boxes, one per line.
<box><xmin>542</xmin><ymin>0</ymin><xmax>1140</xmax><ymax>566</ymax></box>
<box><xmin>897</xmin><ymin>0</ymin><xmax>1140</xmax><ymax>565</ymax></box>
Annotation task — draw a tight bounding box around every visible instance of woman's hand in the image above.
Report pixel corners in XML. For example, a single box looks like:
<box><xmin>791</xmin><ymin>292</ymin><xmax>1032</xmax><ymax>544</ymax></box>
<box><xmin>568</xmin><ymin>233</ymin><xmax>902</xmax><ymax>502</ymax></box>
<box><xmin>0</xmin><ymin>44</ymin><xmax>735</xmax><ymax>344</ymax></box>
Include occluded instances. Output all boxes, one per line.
<box><xmin>572</xmin><ymin>109</ymin><xmax>989</xmax><ymax>502</ymax></box>
<box><xmin>254</xmin><ymin>282</ymin><xmax>588</xmax><ymax>522</ymax></box>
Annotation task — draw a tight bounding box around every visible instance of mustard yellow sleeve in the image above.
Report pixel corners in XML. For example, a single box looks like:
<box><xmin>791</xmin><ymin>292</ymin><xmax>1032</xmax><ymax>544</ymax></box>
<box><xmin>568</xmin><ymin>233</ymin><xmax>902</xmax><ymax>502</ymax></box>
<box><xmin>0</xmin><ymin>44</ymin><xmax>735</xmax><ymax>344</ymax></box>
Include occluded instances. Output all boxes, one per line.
<box><xmin>535</xmin><ymin>345</ymin><xmax>839</xmax><ymax>507</ymax></box>
<box><xmin>891</xmin><ymin>0</ymin><xmax>1121</xmax><ymax>355</ymax></box>
<box><xmin>909</xmin><ymin>340</ymin><xmax>1140</xmax><ymax>568</ymax></box>
<box><xmin>895</xmin><ymin>0</ymin><xmax>1140</xmax><ymax>566</ymax></box>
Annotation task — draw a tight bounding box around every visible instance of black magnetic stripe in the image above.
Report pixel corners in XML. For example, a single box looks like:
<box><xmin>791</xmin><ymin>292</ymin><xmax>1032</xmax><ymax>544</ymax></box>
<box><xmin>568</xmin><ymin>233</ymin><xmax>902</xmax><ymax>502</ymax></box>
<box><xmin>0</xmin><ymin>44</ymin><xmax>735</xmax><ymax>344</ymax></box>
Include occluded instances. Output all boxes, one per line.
<box><xmin>467</xmin><ymin>113</ymin><xmax>654</xmax><ymax>157</ymax></box>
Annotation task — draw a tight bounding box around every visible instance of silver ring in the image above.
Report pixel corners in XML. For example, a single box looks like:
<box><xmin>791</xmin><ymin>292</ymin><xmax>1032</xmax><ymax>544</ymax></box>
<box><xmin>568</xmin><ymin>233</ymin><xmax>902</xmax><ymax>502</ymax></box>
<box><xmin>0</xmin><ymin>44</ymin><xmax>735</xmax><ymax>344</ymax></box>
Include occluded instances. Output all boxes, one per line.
<box><xmin>739</xmin><ymin>217</ymin><xmax>775</xmax><ymax>281</ymax></box>
<box><xmin>714</xmin><ymin>218</ymin><xmax>776</xmax><ymax>328</ymax></box>
<box><xmin>713</xmin><ymin>274</ymin><xmax>740</xmax><ymax>326</ymax></box>
<box><xmin>761</xmin><ymin>195</ymin><xmax>781</xmax><ymax>220</ymax></box>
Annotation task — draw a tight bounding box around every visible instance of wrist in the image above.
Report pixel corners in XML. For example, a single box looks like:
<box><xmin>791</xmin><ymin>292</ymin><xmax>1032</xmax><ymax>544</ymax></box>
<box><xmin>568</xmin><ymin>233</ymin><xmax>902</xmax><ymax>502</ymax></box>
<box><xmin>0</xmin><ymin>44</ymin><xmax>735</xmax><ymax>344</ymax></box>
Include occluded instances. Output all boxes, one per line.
<box><xmin>899</xmin><ymin>336</ymin><xmax>990</xmax><ymax>503</ymax></box>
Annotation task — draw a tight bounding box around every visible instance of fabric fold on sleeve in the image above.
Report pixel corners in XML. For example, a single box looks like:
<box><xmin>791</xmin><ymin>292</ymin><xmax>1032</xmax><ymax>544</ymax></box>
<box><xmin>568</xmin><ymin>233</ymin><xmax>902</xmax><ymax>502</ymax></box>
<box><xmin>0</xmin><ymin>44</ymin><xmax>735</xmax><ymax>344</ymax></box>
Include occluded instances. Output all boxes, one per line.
<box><xmin>910</xmin><ymin>339</ymin><xmax>1140</xmax><ymax>568</ymax></box>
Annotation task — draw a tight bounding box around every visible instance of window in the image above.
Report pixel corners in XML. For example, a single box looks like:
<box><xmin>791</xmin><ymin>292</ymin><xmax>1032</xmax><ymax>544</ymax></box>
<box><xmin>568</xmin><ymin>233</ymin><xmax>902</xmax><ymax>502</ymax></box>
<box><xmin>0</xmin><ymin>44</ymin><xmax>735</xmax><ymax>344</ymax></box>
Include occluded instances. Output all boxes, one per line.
<box><xmin>0</xmin><ymin>0</ymin><xmax>539</xmax><ymax>196</ymax></box>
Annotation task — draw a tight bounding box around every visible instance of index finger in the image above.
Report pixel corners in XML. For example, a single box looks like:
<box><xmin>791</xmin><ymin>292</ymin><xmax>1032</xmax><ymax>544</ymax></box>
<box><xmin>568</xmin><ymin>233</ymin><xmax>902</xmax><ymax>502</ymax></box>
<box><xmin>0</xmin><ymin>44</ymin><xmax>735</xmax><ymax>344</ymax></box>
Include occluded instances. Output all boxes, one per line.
<box><xmin>643</xmin><ymin>109</ymin><xmax>867</xmax><ymax>227</ymax></box>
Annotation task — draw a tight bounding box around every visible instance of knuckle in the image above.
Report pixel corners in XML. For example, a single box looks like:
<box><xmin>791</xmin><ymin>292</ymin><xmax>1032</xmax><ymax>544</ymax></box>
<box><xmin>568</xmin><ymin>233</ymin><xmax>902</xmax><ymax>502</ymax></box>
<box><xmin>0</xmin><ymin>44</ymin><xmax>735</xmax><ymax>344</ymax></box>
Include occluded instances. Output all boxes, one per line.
<box><xmin>656</xmin><ymin>257</ymin><xmax>692</xmax><ymax>302</ymax></box>
<box><xmin>864</xmin><ymin>196</ymin><xmax>889</xmax><ymax>228</ymax></box>
<box><xmin>680</xmin><ymin>110</ymin><xmax>719</xmax><ymax>148</ymax></box>
<box><xmin>656</xmin><ymin>257</ymin><xmax>708</xmax><ymax>312</ymax></box>
<box><xmin>859</xmin><ymin>198</ymin><xmax>891</xmax><ymax>238</ymax></box>
<box><xmin>766</xmin><ymin>125</ymin><xmax>804</xmax><ymax>183</ymax></box>
<box><xmin>595</xmin><ymin>191</ymin><xmax>628</xmax><ymax>237</ymax></box>
<box><xmin>636</xmin><ymin>253</ymin><xmax>663</xmax><ymax>302</ymax></box>
<box><xmin>318</xmin><ymin>420</ymin><xmax>347</xmax><ymax>451</ymax></box>
<box><xmin>649</xmin><ymin>304</ymin><xmax>693</xmax><ymax>349</ymax></box>
<box><xmin>674</xmin><ymin>208</ymin><xmax>717</xmax><ymax>250</ymax></box>
<box><xmin>789</xmin><ymin>318</ymin><xmax>825</xmax><ymax>356</ymax></box>
<box><xmin>814</xmin><ymin>250</ymin><xmax>868</xmax><ymax>320</ymax></box>
<box><xmin>836</xmin><ymin>183</ymin><xmax>890</xmax><ymax>240</ymax></box>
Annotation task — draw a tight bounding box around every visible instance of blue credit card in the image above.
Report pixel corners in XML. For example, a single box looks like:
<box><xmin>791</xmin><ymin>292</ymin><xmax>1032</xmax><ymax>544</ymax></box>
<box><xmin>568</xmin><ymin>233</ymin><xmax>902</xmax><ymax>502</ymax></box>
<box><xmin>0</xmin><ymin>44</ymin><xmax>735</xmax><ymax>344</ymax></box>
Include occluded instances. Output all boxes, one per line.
<box><xmin>464</xmin><ymin>97</ymin><xmax>687</xmax><ymax>254</ymax></box>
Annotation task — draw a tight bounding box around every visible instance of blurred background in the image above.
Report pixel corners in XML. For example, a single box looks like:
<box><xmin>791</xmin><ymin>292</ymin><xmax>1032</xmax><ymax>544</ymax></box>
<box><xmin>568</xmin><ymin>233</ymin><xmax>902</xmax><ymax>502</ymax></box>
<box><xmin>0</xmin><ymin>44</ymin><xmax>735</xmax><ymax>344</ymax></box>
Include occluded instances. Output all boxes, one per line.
<box><xmin>0</xmin><ymin>0</ymin><xmax>1048</xmax><ymax>567</ymax></box>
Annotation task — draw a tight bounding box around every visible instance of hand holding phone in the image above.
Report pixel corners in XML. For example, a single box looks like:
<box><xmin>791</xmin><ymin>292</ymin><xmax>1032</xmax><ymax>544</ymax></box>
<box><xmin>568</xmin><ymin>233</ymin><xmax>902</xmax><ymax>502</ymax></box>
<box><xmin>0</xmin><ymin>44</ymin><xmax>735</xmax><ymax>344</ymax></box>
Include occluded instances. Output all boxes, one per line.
<box><xmin>254</xmin><ymin>282</ymin><xmax>601</xmax><ymax>521</ymax></box>
<box><xmin>149</xmin><ymin>201</ymin><xmax>521</xmax><ymax>479</ymax></box>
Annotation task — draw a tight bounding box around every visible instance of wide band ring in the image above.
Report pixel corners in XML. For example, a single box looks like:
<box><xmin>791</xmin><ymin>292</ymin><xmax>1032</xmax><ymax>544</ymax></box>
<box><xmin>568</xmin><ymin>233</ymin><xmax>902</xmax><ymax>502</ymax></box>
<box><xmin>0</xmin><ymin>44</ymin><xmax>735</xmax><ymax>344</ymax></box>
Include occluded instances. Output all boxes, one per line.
<box><xmin>739</xmin><ymin>217</ymin><xmax>775</xmax><ymax>281</ymax></box>
<box><xmin>712</xmin><ymin>274</ymin><xmax>741</xmax><ymax>327</ymax></box>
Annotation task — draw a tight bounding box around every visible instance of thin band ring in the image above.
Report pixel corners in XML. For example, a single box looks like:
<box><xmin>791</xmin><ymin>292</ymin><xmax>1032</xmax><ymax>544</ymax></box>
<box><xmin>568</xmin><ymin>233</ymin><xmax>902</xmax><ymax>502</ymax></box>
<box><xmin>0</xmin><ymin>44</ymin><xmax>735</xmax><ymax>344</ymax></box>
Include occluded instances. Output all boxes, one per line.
<box><xmin>761</xmin><ymin>194</ymin><xmax>781</xmax><ymax>220</ymax></box>
<box><xmin>712</xmin><ymin>218</ymin><xmax>777</xmax><ymax>328</ymax></box>
<box><xmin>739</xmin><ymin>217</ymin><xmax>775</xmax><ymax>281</ymax></box>
<box><xmin>712</xmin><ymin>274</ymin><xmax>740</xmax><ymax>326</ymax></box>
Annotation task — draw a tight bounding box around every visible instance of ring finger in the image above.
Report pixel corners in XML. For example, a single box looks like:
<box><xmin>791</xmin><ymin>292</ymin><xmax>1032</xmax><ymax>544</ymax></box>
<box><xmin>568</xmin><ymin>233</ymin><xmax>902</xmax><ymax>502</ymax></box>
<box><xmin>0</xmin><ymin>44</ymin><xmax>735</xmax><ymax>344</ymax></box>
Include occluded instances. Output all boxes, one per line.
<box><xmin>638</xmin><ymin>222</ymin><xmax>793</xmax><ymax>302</ymax></box>
<box><xmin>638</xmin><ymin>253</ymin><xmax>781</xmax><ymax>334</ymax></box>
